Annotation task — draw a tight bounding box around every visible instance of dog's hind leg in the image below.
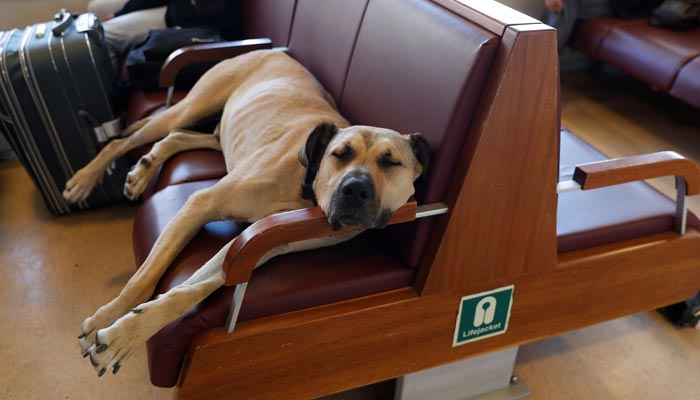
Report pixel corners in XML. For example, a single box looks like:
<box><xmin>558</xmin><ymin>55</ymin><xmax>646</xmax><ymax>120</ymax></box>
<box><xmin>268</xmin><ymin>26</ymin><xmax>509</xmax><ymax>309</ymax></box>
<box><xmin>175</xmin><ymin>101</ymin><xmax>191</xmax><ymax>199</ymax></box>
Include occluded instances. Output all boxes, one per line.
<box><xmin>63</xmin><ymin>57</ymin><xmax>245</xmax><ymax>204</ymax></box>
<box><xmin>124</xmin><ymin>130</ymin><xmax>222</xmax><ymax>200</ymax></box>
<box><xmin>63</xmin><ymin>100</ymin><xmax>221</xmax><ymax>204</ymax></box>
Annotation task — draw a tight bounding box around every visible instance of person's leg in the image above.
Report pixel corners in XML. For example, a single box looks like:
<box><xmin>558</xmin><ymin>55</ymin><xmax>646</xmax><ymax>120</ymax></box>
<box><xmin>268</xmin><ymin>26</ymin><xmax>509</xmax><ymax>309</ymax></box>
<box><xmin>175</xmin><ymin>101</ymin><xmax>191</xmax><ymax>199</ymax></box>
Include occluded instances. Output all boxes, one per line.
<box><xmin>87</xmin><ymin>0</ymin><xmax>130</xmax><ymax>20</ymax></box>
<box><xmin>102</xmin><ymin>6</ymin><xmax>167</xmax><ymax>65</ymax></box>
<box><xmin>546</xmin><ymin>0</ymin><xmax>614</xmax><ymax>53</ymax></box>
<box><xmin>545</xmin><ymin>0</ymin><xmax>582</xmax><ymax>54</ymax></box>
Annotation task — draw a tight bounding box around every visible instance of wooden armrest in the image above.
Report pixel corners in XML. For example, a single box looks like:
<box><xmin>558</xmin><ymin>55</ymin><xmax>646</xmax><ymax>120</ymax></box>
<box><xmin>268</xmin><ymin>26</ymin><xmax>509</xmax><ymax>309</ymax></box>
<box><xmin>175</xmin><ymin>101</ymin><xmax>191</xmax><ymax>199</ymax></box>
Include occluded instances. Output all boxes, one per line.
<box><xmin>159</xmin><ymin>38</ymin><xmax>273</xmax><ymax>89</ymax></box>
<box><xmin>223</xmin><ymin>200</ymin><xmax>418</xmax><ymax>286</ymax></box>
<box><xmin>573</xmin><ymin>151</ymin><xmax>700</xmax><ymax>195</ymax></box>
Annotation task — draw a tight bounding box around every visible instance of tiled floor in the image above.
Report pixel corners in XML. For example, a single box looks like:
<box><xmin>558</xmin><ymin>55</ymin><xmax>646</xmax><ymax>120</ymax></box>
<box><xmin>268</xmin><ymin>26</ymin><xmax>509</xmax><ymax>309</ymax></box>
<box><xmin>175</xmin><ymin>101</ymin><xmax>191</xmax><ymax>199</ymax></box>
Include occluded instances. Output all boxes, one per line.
<box><xmin>0</xmin><ymin>71</ymin><xmax>698</xmax><ymax>400</ymax></box>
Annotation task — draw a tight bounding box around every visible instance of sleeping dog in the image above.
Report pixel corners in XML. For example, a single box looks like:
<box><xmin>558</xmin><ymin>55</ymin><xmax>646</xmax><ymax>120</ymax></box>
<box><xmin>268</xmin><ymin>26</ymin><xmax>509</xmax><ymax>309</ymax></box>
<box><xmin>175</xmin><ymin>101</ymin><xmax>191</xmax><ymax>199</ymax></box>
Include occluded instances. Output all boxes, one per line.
<box><xmin>64</xmin><ymin>49</ymin><xmax>429</xmax><ymax>376</ymax></box>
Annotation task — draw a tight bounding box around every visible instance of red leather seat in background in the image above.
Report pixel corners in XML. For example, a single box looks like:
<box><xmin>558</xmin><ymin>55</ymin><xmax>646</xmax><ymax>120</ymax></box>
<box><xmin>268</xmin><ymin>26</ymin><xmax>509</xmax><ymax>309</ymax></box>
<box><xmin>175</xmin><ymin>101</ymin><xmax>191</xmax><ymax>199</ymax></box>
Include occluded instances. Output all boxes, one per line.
<box><xmin>558</xmin><ymin>129</ymin><xmax>700</xmax><ymax>253</ymax></box>
<box><xmin>572</xmin><ymin>18</ymin><xmax>700</xmax><ymax>108</ymax></box>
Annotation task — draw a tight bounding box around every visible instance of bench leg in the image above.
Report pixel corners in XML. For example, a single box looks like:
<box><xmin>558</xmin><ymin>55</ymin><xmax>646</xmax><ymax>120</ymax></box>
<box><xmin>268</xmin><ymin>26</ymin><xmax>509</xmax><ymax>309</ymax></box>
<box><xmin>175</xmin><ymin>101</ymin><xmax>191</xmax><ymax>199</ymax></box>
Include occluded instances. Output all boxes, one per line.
<box><xmin>395</xmin><ymin>347</ymin><xmax>530</xmax><ymax>400</ymax></box>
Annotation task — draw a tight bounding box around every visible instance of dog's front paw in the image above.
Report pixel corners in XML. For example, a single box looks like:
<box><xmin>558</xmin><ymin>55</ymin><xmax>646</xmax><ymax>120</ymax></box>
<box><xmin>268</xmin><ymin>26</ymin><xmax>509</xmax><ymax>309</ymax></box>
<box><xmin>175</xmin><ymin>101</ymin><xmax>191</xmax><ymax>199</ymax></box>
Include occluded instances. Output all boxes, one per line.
<box><xmin>78</xmin><ymin>305</ymin><xmax>122</xmax><ymax>356</ymax></box>
<box><xmin>124</xmin><ymin>155</ymin><xmax>156</xmax><ymax>201</ymax></box>
<box><xmin>63</xmin><ymin>168</ymin><xmax>102</xmax><ymax>203</ymax></box>
<box><xmin>85</xmin><ymin>306</ymin><xmax>149</xmax><ymax>376</ymax></box>
<box><xmin>78</xmin><ymin>316</ymin><xmax>99</xmax><ymax>356</ymax></box>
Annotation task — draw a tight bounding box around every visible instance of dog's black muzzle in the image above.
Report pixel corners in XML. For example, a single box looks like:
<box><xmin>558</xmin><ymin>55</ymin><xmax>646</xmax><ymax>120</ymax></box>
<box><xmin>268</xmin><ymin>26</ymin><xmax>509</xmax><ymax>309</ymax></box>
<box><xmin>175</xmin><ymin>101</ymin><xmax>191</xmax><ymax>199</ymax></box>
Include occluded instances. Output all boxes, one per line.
<box><xmin>328</xmin><ymin>171</ymin><xmax>383</xmax><ymax>230</ymax></box>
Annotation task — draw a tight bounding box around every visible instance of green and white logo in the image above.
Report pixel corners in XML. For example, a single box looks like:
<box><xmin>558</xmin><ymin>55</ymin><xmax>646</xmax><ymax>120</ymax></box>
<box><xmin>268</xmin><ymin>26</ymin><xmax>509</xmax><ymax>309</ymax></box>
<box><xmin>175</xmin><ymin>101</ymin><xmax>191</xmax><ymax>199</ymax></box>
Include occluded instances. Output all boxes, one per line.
<box><xmin>452</xmin><ymin>285</ymin><xmax>514</xmax><ymax>347</ymax></box>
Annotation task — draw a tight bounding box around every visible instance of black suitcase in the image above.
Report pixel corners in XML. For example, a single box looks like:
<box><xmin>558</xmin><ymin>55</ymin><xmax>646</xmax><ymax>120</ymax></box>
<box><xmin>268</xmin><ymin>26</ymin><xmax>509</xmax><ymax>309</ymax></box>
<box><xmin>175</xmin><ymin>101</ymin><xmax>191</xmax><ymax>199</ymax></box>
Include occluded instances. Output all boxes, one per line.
<box><xmin>0</xmin><ymin>9</ymin><xmax>128</xmax><ymax>214</ymax></box>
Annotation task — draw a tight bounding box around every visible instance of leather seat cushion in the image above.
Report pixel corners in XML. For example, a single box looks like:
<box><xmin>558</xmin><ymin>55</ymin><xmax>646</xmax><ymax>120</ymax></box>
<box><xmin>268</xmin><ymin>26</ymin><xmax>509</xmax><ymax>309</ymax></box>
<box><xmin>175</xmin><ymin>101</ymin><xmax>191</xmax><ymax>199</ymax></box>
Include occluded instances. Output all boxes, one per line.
<box><xmin>557</xmin><ymin>129</ymin><xmax>700</xmax><ymax>253</ymax></box>
<box><xmin>572</xmin><ymin>18</ymin><xmax>700</xmax><ymax>91</ymax></box>
<box><xmin>571</xmin><ymin>17</ymin><xmax>617</xmax><ymax>57</ymax></box>
<box><xmin>669</xmin><ymin>56</ymin><xmax>700</xmax><ymax>109</ymax></box>
<box><xmin>133</xmin><ymin>180</ymin><xmax>415</xmax><ymax>387</ymax></box>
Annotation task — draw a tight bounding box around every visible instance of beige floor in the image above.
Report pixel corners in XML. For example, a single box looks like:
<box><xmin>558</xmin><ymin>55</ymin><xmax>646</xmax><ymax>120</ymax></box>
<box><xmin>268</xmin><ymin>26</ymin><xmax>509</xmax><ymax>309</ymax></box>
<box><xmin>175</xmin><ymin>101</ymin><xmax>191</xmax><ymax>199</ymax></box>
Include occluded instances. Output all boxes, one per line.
<box><xmin>0</xmin><ymin>72</ymin><xmax>698</xmax><ymax>400</ymax></box>
<box><xmin>0</xmin><ymin>163</ymin><xmax>169</xmax><ymax>399</ymax></box>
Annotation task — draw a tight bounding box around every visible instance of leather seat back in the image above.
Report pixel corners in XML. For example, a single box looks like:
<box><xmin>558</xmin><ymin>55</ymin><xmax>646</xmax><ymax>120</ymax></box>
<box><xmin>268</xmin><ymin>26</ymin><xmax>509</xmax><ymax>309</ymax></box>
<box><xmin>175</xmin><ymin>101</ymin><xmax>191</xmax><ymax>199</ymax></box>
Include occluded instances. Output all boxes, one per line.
<box><xmin>244</xmin><ymin>0</ymin><xmax>297</xmax><ymax>46</ymax></box>
<box><xmin>251</xmin><ymin>0</ymin><xmax>499</xmax><ymax>268</ymax></box>
<box><xmin>287</xmin><ymin>0</ymin><xmax>369</xmax><ymax>101</ymax></box>
<box><xmin>275</xmin><ymin>0</ymin><xmax>499</xmax><ymax>267</ymax></box>
<box><xmin>339</xmin><ymin>0</ymin><xmax>499</xmax><ymax>266</ymax></box>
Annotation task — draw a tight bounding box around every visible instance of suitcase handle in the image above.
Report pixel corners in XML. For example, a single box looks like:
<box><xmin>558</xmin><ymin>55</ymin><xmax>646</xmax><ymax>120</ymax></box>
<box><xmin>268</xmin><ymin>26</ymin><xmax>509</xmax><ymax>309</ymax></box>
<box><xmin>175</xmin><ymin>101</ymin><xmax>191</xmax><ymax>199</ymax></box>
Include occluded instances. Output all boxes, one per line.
<box><xmin>78</xmin><ymin>110</ymin><xmax>121</xmax><ymax>144</ymax></box>
<box><xmin>75</xmin><ymin>13</ymin><xmax>105</xmax><ymax>43</ymax></box>
<box><xmin>52</xmin><ymin>9</ymin><xmax>73</xmax><ymax>37</ymax></box>
<box><xmin>78</xmin><ymin>109</ymin><xmax>100</xmax><ymax>127</ymax></box>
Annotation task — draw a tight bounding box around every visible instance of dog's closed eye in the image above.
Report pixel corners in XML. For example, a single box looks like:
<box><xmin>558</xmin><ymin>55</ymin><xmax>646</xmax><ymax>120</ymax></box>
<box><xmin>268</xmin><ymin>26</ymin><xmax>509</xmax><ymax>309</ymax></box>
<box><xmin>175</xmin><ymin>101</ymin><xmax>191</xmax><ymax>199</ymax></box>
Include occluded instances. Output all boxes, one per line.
<box><xmin>331</xmin><ymin>144</ymin><xmax>354</xmax><ymax>162</ymax></box>
<box><xmin>378</xmin><ymin>152</ymin><xmax>403</xmax><ymax>169</ymax></box>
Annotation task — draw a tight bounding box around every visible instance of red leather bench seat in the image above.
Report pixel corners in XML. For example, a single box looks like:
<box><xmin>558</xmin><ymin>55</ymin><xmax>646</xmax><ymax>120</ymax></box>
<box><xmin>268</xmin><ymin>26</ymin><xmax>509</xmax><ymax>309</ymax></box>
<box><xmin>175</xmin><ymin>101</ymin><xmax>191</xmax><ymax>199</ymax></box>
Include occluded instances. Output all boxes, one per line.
<box><xmin>135</xmin><ymin>0</ymin><xmax>500</xmax><ymax>387</ymax></box>
<box><xmin>134</xmin><ymin>180</ymin><xmax>415</xmax><ymax>387</ymax></box>
<box><xmin>558</xmin><ymin>129</ymin><xmax>700</xmax><ymax>253</ymax></box>
<box><xmin>572</xmin><ymin>18</ymin><xmax>700</xmax><ymax>108</ymax></box>
<box><xmin>669</xmin><ymin>56</ymin><xmax>700</xmax><ymax>108</ymax></box>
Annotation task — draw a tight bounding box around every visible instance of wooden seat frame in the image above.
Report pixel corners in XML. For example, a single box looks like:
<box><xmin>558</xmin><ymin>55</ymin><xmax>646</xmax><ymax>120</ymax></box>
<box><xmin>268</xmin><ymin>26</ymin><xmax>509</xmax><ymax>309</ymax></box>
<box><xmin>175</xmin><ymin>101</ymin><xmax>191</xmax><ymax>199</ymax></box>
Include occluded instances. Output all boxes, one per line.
<box><xmin>148</xmin><ymin>1</ymin><xmax>700</xmax><ymax>398</ymax></box>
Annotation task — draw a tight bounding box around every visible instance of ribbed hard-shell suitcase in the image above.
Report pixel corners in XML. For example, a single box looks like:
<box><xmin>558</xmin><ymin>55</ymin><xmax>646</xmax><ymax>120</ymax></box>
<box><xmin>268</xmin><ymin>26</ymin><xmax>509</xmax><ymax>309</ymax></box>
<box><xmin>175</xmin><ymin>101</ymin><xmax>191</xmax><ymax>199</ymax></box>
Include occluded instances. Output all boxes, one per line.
<box><xmin>0</xmin><ymin>9</ymin><xmax>128</xmax><ymax>214</ymax></box>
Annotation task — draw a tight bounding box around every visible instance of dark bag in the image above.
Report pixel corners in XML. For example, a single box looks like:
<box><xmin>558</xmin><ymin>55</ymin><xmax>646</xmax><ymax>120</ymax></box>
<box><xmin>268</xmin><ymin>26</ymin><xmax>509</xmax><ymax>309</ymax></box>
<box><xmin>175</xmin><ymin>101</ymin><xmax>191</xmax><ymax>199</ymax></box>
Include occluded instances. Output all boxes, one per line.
<box><xmin>611</xmin><ymin>0</ymin><xmax>663</xmax><ymax>18</ymax></box>
<box><xmin>649</xmin><ymin>0</ymin><xmax>700</xmax><ymax>30</ymax></box>
<box><xmin>660</xmin><ymin>292</ymin><xmax>700</xmax><ymax>328</ymax></box>
<box><xmin>125</xmin><ymin>27</ymin><xmax>222</xmax><ymax>92</ymax></box>
<box><xmin>0</xmin><ymin>10</ymin><xmax>129</xmax><ymax>214</ymax></box>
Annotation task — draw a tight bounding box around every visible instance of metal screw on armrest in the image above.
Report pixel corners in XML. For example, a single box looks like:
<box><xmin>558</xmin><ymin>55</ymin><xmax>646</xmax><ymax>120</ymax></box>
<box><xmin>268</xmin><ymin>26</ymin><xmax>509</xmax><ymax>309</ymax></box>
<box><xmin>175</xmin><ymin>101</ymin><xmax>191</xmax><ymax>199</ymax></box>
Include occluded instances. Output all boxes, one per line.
<box><xmin>510</xmin><ymin>375</ymin><xmax>519</xmax><ymax>385</ymax></box>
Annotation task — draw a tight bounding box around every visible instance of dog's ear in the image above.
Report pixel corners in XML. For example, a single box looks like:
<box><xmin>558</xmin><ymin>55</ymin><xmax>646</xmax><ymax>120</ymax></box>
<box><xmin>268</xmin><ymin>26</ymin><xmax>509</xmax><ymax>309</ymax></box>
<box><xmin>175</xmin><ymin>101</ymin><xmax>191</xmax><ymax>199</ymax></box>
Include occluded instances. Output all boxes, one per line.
<box><xmin>409</xmin><ymin>133</ymin><xmax>430</xmax><ymax>180</ymax></box>
<box><xmin>299</xmin><ymin>123</ymin><xmax>338</xmax><ymax>203</ymax></box>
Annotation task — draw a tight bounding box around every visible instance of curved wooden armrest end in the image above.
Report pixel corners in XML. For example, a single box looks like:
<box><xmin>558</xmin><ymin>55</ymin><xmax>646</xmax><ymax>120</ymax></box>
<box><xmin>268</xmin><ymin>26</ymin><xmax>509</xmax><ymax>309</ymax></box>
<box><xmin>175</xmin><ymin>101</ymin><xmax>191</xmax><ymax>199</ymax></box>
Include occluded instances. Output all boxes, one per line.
<box><xmin>573</xmin><ymin>151</ymin><xmax>700</xmax><ymax>195</ymax></box>
<box><xmin>159</xmin><ymin>38</ymin><xmax>273</xmax><ymax>88</ymax></box>
<box><xmin>223</xmin><ymin>199</ymin><xmax>418</xmax><ymax>286</ymax></box>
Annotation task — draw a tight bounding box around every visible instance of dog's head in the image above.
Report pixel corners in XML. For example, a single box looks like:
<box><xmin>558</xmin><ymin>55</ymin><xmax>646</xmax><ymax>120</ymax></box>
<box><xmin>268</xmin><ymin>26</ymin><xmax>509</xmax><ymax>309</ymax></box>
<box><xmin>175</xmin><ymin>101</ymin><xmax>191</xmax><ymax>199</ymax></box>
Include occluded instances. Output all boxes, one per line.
<box><xmin>299</xmin><ymin>123</ymin><xmax>430</xmax><ymax>230</ymax></box>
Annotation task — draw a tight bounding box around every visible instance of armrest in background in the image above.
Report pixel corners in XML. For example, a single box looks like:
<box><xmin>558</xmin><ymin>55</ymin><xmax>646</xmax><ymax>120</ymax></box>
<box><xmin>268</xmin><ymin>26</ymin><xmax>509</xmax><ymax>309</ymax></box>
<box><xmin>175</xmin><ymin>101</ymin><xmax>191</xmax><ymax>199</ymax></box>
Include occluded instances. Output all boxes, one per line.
<box><xmin>223</xmin><ymin>200</ymin><xmax>418</xmax><ymax>286</ymax></box>
<box><xmin>572</xmin><ymin>151</ymin><xmax>700</xmax><ymax>195</ymax></box>
<box><xmin>159</xmin><ymin>38</ymin><xmax>273</xmax><ymax>89</ymax></box>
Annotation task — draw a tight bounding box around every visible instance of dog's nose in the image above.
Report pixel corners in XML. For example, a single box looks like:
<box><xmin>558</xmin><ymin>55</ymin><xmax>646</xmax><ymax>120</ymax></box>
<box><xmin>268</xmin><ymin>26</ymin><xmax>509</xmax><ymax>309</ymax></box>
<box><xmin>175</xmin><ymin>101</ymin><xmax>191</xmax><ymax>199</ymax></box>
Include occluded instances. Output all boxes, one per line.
<box><xmin>341</xmin><ymin>176</ymin><xmax>374</xmax><ymax>206</ymax></box>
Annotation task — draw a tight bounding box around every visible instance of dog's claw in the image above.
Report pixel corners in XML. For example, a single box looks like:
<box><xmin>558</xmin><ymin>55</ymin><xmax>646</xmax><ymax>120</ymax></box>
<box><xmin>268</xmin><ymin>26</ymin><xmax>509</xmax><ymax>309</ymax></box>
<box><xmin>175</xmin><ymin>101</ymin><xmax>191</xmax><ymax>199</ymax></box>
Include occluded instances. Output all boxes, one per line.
<box><xmin>96</xmin><ymin>344</ymin><xmax>107</xmax><ymax>354</ymax></box>
<box><xmin>89</xmin><ymin>355</ymin><xmax>98</xmax><ymax>367</ymax></box>
<box><xmin>82</xmin><ymin>351</ymin><xmax>89</xmax><ymax>358</ymax></box>
<box><xmin>131</xmin><ymin>307</ymin><xmax>143</xmax><ymax>314</ymax></box>
<box><xmin>113</xmin><ymin>364</ymin><xmax>121</xmax><ymax>375</ymax></box>
<box><xmin>98</xmin><ymin>368</ymin><xmax>106</xmax><ymax>377</ymax></box>
<box><xmin>79</xmin><ymin>327</ymin><xmax>94</xmax><ymax>340</ymax></box>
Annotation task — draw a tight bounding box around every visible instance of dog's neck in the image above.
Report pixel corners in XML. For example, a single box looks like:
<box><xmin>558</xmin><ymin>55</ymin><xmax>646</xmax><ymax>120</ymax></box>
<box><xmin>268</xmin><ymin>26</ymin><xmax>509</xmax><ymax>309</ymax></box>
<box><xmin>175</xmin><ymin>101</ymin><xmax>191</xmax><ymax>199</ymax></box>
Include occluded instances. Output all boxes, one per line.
<box><xmin>301</xmin><ymin>180</ymin><xmax>318</xmax><ymax>206</ymax></box>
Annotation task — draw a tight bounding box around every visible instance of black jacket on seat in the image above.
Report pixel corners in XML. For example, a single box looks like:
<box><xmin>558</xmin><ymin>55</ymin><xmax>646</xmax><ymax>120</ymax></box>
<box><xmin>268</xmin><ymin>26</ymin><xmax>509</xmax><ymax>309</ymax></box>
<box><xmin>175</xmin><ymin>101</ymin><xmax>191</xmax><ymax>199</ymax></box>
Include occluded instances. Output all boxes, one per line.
<box><xmin>115</xmin><ymin>0</ymin><xmax>244</xmax><ymax>40</ymax></box>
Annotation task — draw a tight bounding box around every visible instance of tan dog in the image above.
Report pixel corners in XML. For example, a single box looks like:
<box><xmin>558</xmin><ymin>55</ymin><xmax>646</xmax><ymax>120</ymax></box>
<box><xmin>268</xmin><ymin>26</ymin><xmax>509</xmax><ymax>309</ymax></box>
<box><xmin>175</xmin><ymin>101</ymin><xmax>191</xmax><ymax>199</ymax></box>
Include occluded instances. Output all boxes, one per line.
<box><xmin>66</xmin><ymin>49</ymin><xmax>429</xmax><ymax>376</ymax></box>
